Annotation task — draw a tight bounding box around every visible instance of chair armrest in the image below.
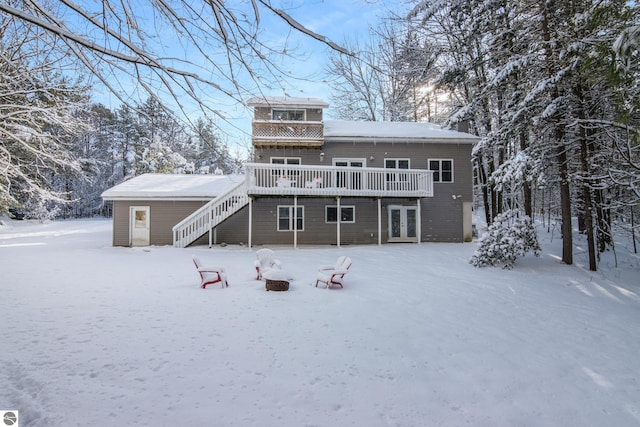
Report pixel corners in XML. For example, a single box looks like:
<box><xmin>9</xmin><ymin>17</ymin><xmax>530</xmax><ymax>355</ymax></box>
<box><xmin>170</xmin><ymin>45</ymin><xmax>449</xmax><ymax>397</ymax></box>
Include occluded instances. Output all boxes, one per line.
<box><xmin>198</xmin><ymin>266</ymin><xmax>224</xmax><ymax>273</ymax></box>
<box><xmin>318</xmin><ymin>266</ymin><xmax>335</xmax><ymax>272</ymax></box>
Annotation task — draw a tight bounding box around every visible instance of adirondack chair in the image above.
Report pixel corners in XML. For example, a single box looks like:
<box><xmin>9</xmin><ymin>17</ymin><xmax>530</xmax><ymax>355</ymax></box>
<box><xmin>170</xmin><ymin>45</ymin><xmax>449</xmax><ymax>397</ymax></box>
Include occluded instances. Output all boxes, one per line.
<box><xmin>305</xmin><ymin>176</ymin><xmax>323</xmax><ymax>188</ymax></box>
<box><xmin>254</xmin><ymin>248</ymin><xmax>282</xmax><ymax>280</ymax></box>
<box><xmin>193</xmin><ymin>257</ymin><xmax>228</xmax><ymax>289</ymax></box>
<box><xmin>276</xmin><ymin>176</ymin><xmax>295</xmax><ymax>188</ymax></box>
<box><xmin>315</xmin><ymin>256</ymin><xmax>352</xmax><ymax>288</ymax></box>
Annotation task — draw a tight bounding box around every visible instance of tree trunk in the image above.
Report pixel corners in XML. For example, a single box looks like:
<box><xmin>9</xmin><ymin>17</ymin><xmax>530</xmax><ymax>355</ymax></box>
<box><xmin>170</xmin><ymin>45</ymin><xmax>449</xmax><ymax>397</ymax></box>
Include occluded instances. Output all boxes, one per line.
<box><xmin>557</xmin><ymin>140</ymin><xmax>573</xmax><ymax>265</ymax></box>
<box><xmin>476</xmin><ymin>152</ymin><xmax>492</xmax><ymax>225</ymax></box>
<box><xmin>632</xmin><ymin>206</ymin><xmax>638</xmax><ymax>254</ymax></box>
<box><xmin>575</xmin><ymin>83</ymin><xmax>596</xmax><ymax>270</ymax></box>
<box><xmin>519</xmin><ymin>128</ymin><xmax>532</xmax><ymax>217</ymax></box>
<box><xmin>541</xmin><ymin>2</ymin><xmax>573</xmax><ymax>265</ymax></box>
<box><xmin>579</xmin><ymin>140</ymin><xmax>597</xmax><ymax>271</ymax></box>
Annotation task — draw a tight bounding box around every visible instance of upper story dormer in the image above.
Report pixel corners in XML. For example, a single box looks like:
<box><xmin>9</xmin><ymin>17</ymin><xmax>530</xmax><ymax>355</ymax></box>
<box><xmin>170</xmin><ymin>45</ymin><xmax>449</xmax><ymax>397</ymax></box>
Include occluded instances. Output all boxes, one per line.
<box><xmin>246</xmin><ymin>96</ymin><xmax>329</xmax><ymax>148</ymax></box>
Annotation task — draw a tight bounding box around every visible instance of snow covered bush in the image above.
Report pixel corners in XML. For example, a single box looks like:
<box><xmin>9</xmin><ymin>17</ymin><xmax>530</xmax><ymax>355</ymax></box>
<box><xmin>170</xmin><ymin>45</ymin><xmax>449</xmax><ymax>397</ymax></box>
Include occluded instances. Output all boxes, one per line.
<box><xmin>24</xmin><ymin>198</ymin><xmax>61</xmax><ymax>223</ymax></box>
<box><xmin>470</xmin><ymin>210</ymin><xmax>541</xmax><ymax>269</ymax></box>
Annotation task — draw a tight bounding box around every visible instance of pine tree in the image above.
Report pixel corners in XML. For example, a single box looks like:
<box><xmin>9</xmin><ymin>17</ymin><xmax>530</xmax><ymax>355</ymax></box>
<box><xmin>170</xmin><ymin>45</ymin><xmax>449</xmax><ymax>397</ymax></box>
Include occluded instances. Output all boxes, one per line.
<box><xmin>470</xmin><ymin>210</ymin><xmax>541</xmax><ymax>269</ymax></box>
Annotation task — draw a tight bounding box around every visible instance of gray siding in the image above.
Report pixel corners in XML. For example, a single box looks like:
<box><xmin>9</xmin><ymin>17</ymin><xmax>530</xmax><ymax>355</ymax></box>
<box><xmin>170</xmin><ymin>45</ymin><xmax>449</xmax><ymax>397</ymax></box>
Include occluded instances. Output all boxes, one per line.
<box><xmin>112</xmin><ymin>200</ymin><xmax>209</xmax><ymax>246</ymax></box>
<box><xmin>210</xmin><ymin>206</ymin><xmax>250</xmax><ymax>245</ymax></box>
<box><xmin>241</xmin><ymin>196</ymin><xmax>463</xmax><ymax>245</ymax></box>
<box><xmin>251</xmin><ymin>140</ymin><xmax>473</xmax><ymax>243</ymax></box>
<box><xmin>246</xmin><ymin>197</ymin><xmax>381</xmax><ymax>245</ymax></box>
<box><xmin>254</xmin><ymin>147</ymin><xmax>323</xmax><ymax>164</ymax></box>
<box><xmin>110</xmin><ymin>138</ymin><xmax>473</xmax><ymax>246</ymax></box>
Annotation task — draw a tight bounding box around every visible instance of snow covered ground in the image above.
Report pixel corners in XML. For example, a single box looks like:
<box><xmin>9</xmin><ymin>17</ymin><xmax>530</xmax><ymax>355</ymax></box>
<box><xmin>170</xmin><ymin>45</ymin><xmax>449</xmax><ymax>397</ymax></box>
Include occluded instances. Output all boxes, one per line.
<box><xmin>1</xmin><ymin>216</ymin><xmax>640</xmax><ymax>427</ymax></box>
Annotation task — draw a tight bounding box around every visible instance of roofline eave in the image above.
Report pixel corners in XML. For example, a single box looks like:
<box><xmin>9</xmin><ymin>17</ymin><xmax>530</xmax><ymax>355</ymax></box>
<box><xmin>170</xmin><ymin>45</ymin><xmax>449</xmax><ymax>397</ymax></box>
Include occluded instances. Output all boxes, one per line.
<box><xmin>323</xmin><ymin>136</ymin><xmax>479</xmax><ymax>144</ymax></box>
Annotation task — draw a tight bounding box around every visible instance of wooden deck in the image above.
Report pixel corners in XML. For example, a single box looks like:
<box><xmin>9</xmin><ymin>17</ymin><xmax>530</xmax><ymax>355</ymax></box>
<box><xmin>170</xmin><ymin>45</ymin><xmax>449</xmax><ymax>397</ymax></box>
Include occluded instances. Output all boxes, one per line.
<box><xmin>245</xmin><ymin>163</ymin><xmax>433</xmax><ymax>198</ymax></box>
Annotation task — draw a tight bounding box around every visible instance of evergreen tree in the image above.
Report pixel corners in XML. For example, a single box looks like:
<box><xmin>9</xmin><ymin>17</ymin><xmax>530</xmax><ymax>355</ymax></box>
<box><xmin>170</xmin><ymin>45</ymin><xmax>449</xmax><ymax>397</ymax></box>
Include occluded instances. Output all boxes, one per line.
<box><xmin>1</xmin><ymin>17</ymin><xmax>91</xmax><ymax>216</ymax></box>
<box><xmin>470</xmin><ymin>210</ymin><xmax>541</xmax><ymax>269</ymax></box>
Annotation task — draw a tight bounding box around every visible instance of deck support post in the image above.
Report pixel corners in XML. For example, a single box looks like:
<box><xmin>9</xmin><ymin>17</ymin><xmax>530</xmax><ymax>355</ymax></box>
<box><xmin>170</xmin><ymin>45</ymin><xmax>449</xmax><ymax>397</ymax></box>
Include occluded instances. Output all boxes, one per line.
<box><xmin>377</xmin><ymin>198</ymin><xmax>382</xmax><ymax>245</ymax></box>
<box><xmin>248</xmin><ymin>197</ymin><xmax>253</xmax><ymax>249</ymax></box>
<box><xmin>416</xmin><ymin>198</ymin><xmax>421</xmax><ymax>244</ymax></box>
<box><xmin>293</xmin><ymin>195</ymin><xmax>298</xmax><ymax>248</ymax></box>
<box><xmin>336</xmin><ymin>196</ymin><xmax>341</xmax><ymax>248</ymax></box>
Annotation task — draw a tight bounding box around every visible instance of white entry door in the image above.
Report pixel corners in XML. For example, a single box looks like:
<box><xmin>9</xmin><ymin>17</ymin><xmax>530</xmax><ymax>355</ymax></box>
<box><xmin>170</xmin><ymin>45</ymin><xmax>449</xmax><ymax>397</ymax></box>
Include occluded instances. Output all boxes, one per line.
<box><xmin>130</xmin><ymin>206</ymin><xmax>150</xmax><ymax>246</ymax></box>
<box><xmin>388</xmin><ymin>205</ymin><xmax>418</xmax><ymax>242</ymax></box>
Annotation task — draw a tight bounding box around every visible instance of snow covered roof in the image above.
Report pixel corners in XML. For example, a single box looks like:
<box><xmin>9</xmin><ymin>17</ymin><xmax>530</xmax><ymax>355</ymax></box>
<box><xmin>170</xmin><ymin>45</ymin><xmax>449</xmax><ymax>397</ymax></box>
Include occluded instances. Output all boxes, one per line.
<box><xmin>101</xmin><ymin>174</ymin><xmax>244</xmax><ymax>200</ymax></box>
<box><xmin>246</xmin><ymin>96</ymin><xmax>329</xmax><ymax>109</ymax></box>
<box><xmin>324</xmin><ymin>120</ymin><xmax>479</xmax><ymax>143</ymax></box>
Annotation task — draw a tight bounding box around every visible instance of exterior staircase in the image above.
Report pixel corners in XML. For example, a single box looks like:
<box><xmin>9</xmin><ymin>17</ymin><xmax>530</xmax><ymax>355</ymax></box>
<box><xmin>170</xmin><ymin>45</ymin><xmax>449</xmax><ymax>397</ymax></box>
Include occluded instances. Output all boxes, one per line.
<box><xmin>172</xmin><ymin>180</ymin><xmax>248</xmax><ymax>248</ymax></box>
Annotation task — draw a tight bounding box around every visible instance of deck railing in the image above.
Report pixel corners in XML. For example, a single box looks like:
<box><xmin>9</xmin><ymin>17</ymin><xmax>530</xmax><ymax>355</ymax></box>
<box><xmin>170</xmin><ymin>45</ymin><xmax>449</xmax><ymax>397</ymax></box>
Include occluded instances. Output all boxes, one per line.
<box><xmin>252</xmin><ymin>121</ymin><xmax>324</xmax><ymax>145</ymax></box>
<box><xmin>245</xmin><ymin>163</ymin><xmax>433</xmax><ymax>198</ymax></box>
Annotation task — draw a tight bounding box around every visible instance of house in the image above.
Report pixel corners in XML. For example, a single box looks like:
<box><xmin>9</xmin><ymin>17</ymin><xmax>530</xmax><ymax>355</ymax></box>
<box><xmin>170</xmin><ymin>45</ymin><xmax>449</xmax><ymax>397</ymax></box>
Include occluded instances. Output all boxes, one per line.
<box><xmin>101</xmin><ymin>173</ymin><xmax>244</xmax><ymax>246</ymax></box>
<box><xmin>102</xmin><ymin>96</ymin><xmax>479</xmax><ymax>247</ymax></box>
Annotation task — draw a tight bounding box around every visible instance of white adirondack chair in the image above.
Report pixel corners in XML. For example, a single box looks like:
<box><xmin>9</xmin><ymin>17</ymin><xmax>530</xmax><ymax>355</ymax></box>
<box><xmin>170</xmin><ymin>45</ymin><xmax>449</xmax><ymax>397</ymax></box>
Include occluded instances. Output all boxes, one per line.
<box><xmin>193</xmin><ymin>257</ymin><xmax>228</xmax><ymax>289</ymax></box>
<box><xmin>254</xmin><ymin>248</ymin><xmax>282</xmax><ymax>280</ymax></box>
<box><xmin>315</xmin><ymin>256</ymin><xmax>352</xmax><ymax>288</ymax></box>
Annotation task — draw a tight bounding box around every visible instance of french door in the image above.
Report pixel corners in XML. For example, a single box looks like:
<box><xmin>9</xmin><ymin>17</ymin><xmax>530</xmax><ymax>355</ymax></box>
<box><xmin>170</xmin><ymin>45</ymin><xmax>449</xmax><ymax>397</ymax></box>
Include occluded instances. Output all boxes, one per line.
<box><xmin>388</xmin><ymin>205</ymin><xmax>418</xmax><ymax>242</ymax></box>
<box><xmin>334</xmin><ymin>158</ymin><xmax>365</xmax><ymax>189</ymax></box>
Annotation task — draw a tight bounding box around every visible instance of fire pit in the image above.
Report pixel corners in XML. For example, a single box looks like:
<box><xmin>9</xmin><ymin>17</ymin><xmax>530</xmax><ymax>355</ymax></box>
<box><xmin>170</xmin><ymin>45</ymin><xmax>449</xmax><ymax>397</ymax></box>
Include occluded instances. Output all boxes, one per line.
<box><xmin>263</xmin><ymin>269</ymin><xmax>290</xmax><ymax>291</ymax></box>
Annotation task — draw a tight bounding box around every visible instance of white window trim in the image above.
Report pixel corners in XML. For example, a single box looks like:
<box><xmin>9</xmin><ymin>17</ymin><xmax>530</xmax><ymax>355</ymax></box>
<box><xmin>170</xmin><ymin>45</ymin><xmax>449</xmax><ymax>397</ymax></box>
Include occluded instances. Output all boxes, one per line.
<box><xmin>332</xmin><ymin>158</ymin><xmax>366</xmax><ymax>167</ymax></box>
<box><xmin>384</xmin><ymin>158</ymin><xmax>411</xmax><ymax>183</ymax></box>
<box><xmin>277</xmin><ymin>205</ymin><xmax>304</xmax><ymax>231</ymax></box>
<box><xmin>325</xmin><ymin>205</ymin><xmax>356</xmax><ymax>224</ymax></box>
<box><xmin>271</xmin><ymin>157</ymin><xmax>302</xmax><ymax>177</ymax></box>
<box><xmin>384</xmin><ymin>158</ymin><xmax>411</xmax><ymax>169</ymax></box>
<box><xmin>270</xmin><ymin>157</ymin><xmax>301</xmax><ymax>165</ymax></box>
<box><xmin>428</xmin><ymin>158</ymin><xmax>454</xmax><ymax>183</ymax></box>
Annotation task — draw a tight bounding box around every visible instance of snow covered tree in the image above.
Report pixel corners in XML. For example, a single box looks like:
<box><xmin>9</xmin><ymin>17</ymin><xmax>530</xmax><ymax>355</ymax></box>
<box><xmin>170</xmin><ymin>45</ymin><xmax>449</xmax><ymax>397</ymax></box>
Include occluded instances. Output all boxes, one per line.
<box><xmin>135</xmin><ymin>97</ymin><xmax>191</xmax><ymax>174</ymax></box>
<box><xmin>409</xmin><ymin>0</ymin><xmax>640</xmax><ymax>270</ymax></box>
<box><xmin>327</xmin><ymin>21</ymin><xmax>440</xmax><ymax>122</ymax></box>
<box><xmin>0</xmin><ymin>0</ymin><xmax>351</xmax><ymax>121</ymax></box>
<box><xmin>470</xmin><ymin>210</ymin><xmax>541</xmax><ymax>269</ymax></box>
<box><xmin>192</xmin><ymin>117</ymin><xmax>238</xmax><ymax>174</ymax></box>
<box><xmin>1</xmin><ymin>13</ymin><xmax>91</xmax><ymax>216</ymax></box>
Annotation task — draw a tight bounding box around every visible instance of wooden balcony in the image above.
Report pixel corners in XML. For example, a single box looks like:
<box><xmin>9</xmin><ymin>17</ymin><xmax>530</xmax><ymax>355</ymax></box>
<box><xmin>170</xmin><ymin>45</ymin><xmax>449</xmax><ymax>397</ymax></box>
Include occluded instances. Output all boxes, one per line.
<box><xmin>251</xmin><ymin>120</ymin><xmax>324</xmax><ymax>147</ymax></box>
<box><xmin>245</xmin><ymin>163</ymin><xmax>433</xmax><ymax>198</ymax></box>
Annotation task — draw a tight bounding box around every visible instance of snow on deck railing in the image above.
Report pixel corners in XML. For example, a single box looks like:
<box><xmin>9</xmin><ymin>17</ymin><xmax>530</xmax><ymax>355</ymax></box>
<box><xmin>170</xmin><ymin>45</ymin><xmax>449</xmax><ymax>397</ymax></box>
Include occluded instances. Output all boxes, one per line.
<box><xmin>245</xmin><ymin>163</ymin><xmax>433</xmax><ymax>198</ymax></box>
<box><xmin>172</xmin><ymin>180</ymin><xmax>248</xmax><ymax>248</ymax></box>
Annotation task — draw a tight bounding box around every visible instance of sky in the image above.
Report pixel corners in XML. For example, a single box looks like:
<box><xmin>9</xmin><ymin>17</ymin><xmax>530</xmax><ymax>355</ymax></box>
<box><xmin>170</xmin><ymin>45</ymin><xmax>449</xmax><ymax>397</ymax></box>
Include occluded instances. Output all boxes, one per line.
<box><xmin>87</xmin><ymin>0</ymin><xmax>399</xmax><ymax>148</ymax></box>
<box><xmin>2</xmin><ymin>214</ymin><xmax>640</xmax><ymax>426</ymax></box>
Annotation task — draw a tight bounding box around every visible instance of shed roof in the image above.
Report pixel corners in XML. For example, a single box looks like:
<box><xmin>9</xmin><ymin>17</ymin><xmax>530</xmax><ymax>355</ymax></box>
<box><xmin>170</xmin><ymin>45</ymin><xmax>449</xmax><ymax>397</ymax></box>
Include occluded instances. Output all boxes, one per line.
<box><xmin>323</xmin><ymin>120</ymin><xmax>479</xmax><ymax>143</ymax></box>
<box><xmin>101</xmin><ymin>174</ymin><xmax>244</xmax><ymax>200</ymax></box>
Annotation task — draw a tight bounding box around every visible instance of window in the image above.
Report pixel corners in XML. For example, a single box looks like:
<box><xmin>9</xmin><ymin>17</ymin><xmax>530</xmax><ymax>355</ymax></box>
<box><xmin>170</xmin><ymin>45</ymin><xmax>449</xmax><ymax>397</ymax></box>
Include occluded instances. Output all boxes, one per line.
<box><xmin>272</xmin><ymin>109</ymin><xmax>305</xmax><ymax>121</ymax></box>
<box><xmin>271</xmin><ymin>157</ymin><xmax>301</xmax><ymax>166</ymax></box>
<box><xmin>385</xmin><ymin>159</ymin><xmax>410</xmax><ymax>170</ymax></box>
<box><xmin>334</xmin><ymin>158</ymin><xmax>364</xmax><ymax>189</ymax></box>
<box><xmin>271</xmin><ymin>157</ymin><xmax>301</xmax><ymax>176</ymax></box>
<box><xmin>278</xmin><ymin>206</ymin><xmax>304</xmax><ymax>231</ymax></box>
<box><xmin>325</xmin><ymin>206</ymin><xmax>355</xmax><ymax>223</ymax></box>
<box><xmin>385</xmin><ymin>158</ymin><xmax>410</xmax><ymax>184</ymax></box>
<box><xmin>134</xmin><ymin>210</ymin><xmax>147</xmax><ymax>228</ymax></box>
<box><xmin>428</xmin><ymin>159</ymin><xmax>454</xmax><ymax>182</ymax></box>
